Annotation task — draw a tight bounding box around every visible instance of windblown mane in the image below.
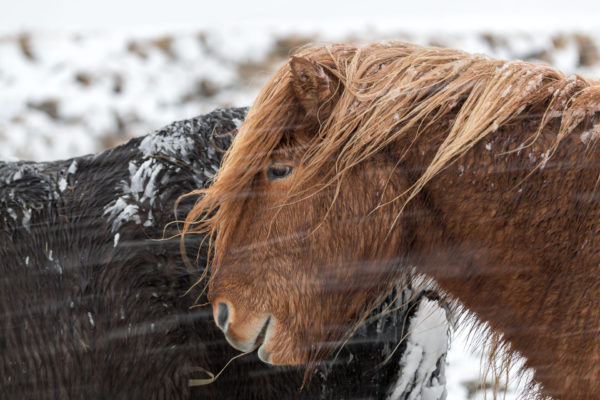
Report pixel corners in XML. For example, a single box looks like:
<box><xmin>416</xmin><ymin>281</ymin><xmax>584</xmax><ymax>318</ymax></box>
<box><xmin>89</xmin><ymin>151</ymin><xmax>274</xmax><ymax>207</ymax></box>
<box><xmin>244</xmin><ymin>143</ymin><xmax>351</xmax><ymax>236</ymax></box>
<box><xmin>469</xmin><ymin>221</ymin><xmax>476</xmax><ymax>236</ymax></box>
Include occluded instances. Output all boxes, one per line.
<box><xmin>183</xmin><ymin>41</ymin><xmax>600</xmax><ymax>276</ymax></box>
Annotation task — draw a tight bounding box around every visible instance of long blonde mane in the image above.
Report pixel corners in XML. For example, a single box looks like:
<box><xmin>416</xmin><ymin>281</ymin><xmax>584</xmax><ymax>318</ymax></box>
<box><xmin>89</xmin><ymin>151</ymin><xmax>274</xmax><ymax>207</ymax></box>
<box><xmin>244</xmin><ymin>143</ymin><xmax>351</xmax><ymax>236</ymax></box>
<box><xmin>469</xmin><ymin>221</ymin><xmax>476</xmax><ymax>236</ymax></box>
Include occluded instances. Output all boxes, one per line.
<box><xmin>183</xmin><ymin>41</ymin><xmax>600</xmax><ymax>270</ymax></box>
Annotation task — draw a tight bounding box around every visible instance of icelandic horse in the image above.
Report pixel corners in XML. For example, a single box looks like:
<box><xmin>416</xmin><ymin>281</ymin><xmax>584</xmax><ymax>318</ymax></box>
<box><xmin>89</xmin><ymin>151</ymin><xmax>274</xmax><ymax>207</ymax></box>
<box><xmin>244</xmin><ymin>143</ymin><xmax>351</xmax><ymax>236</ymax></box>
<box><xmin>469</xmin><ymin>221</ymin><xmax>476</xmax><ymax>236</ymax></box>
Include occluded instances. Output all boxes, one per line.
<box><xmin>184</xmin><ymin>43</ymin><xmax>600</xmax><ymax>399</ymax></box>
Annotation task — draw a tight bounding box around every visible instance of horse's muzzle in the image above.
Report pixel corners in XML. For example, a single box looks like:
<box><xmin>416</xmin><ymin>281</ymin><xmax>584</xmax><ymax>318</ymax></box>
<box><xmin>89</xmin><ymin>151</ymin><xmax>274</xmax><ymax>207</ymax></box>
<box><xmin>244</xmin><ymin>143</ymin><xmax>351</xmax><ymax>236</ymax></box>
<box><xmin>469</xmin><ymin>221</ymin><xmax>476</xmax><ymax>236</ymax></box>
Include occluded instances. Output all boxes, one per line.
<box><xmin>212</xmin><ymin>299</ymin><xmax>273</xmax><ymax>356</ymax></box>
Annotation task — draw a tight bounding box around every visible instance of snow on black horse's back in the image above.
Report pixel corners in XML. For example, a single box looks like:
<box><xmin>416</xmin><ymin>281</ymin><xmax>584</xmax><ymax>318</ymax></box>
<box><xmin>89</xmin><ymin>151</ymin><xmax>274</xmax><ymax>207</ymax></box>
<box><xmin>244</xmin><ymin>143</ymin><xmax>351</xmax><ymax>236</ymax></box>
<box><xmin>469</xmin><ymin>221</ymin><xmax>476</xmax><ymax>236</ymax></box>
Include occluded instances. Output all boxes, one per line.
<box><xmin>0</xmin><ymin>107</ymin><xmax>449</xmax><ymax>399</ymax></box>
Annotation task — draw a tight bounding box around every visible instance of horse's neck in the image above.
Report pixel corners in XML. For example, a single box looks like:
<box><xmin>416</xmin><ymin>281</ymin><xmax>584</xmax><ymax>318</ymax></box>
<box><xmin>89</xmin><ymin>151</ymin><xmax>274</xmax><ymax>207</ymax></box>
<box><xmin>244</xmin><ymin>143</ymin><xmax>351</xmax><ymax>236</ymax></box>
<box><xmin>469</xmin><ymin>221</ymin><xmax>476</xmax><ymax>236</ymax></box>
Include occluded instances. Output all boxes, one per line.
<box><xmin>395</xmin><ymin>118</ymin><xmax>600</xmax><ymax>397</ymax></box>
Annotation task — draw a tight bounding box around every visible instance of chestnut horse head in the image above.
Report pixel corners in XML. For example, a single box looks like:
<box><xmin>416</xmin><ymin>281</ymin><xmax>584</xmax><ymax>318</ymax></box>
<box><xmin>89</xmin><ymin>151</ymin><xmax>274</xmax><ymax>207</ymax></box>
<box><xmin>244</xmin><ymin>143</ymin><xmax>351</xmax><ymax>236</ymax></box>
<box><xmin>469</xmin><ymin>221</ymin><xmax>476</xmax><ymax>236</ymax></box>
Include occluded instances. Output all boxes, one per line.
<box><xmin>185</xmin><ymin>43</ymin><xmax>600</xmax><ymax>396</ymax></box>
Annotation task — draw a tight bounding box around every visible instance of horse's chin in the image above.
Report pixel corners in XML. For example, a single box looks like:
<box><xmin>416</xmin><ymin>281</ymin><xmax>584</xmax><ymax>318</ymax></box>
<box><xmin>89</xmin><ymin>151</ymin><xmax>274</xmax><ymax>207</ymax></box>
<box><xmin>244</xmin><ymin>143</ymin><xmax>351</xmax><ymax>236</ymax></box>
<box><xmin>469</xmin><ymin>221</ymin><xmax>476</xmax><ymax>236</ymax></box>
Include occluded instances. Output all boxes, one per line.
<box><xmin>256</xmin><ymin>339</ymin><xmax>308</xmax><ymax>366</ymax></box>
<box><xmin>257</xmin><ymin>343</ymin><xmax>273</xmax><ymax>363</ymax></box>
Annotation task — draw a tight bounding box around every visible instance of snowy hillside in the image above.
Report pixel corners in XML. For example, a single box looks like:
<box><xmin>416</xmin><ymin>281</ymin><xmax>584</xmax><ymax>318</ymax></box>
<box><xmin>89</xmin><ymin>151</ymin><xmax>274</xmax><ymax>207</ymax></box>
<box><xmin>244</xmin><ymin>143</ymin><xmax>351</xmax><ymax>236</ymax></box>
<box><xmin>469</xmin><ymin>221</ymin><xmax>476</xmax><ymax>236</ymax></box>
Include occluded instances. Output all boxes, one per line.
<box><xmin>1</xmin><ymin>29</ymin><xmax>599</xmax><ymax>162</ymax></box>
<box><xmin>2</xmin><ymin>27</ymin><xmax>599</xmax><ymax>399</ymax></box>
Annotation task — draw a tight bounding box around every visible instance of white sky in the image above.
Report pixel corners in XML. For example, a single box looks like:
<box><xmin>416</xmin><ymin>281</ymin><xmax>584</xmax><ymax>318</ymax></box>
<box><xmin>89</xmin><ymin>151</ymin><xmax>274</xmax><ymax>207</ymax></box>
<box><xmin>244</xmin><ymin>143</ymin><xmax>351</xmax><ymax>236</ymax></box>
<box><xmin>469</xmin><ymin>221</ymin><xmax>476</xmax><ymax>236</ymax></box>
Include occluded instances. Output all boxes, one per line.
<box><xmin>2</xmin><ymin>0</ymin><xmax>600</xmax><ymax>33</ymax></box>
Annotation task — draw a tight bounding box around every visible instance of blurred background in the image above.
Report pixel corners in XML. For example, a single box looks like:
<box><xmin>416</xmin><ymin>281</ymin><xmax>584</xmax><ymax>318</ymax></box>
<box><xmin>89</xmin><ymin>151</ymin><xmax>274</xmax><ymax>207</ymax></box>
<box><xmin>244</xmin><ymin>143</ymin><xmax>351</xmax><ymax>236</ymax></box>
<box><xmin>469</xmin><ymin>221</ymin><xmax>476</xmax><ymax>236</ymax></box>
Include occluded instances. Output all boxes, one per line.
<box><xmin>2</xmin><ymin>0</ymin><xmax>599</xmax><ymax>398</ymax></box>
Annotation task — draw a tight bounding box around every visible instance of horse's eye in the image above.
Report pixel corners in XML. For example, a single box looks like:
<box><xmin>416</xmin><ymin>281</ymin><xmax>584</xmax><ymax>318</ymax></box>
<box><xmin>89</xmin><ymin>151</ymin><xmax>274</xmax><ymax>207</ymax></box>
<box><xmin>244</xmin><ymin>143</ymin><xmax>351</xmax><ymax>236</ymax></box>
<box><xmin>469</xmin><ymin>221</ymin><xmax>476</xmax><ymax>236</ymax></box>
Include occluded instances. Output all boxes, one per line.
<box><xmin>267</xmin><ymin>164</ymin><xmax>293</xmax><ymax>180</ymax></box>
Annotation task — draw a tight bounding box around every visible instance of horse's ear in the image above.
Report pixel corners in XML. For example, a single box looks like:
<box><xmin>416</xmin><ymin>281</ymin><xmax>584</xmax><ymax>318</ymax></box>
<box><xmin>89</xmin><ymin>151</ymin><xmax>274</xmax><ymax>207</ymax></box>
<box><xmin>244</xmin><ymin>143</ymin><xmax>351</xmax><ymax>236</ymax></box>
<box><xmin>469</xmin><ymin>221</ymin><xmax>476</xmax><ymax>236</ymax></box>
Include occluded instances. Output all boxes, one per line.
<box><xmin>289</xmin><ymin>56</ymin><xmax>335</xmax><ymax>120</ymax></box>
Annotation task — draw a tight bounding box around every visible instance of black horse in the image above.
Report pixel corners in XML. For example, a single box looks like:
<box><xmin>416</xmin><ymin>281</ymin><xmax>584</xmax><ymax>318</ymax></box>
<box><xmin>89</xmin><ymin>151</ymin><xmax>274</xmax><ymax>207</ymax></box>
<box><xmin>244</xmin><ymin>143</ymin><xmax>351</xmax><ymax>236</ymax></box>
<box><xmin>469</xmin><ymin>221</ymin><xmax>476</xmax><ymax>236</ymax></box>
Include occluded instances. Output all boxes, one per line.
<box><xmin>0</xmin><ymin>108</ymin><xmax>448</xmax><ymax>399</ymax></box>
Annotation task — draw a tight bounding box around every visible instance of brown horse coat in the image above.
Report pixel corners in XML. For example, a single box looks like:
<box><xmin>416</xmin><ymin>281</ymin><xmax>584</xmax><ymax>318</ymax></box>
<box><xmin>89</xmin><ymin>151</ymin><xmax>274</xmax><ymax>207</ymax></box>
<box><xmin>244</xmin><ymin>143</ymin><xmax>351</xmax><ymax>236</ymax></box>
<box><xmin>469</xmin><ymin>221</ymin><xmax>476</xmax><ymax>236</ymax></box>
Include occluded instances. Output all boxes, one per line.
<box><xmin>185</xmin><ymin>43</ymin><xmax>600</xmax><ymax>399</ymax></box>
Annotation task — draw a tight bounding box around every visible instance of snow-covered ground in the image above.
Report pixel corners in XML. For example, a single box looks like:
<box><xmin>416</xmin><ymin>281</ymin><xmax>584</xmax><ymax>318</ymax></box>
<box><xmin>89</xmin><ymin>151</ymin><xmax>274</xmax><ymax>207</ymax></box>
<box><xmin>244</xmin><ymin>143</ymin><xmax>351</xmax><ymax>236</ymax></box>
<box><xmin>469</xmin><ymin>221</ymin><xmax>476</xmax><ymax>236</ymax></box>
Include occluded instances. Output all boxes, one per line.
<box><xmin>2</xmin><ymin>27</ymin><xmax>600</xmax><ymax>398</ymax></box>
<box><xmin>2</xmin><ymin>28</ymin><xmax>599</xmax><ymax>162</ymax></box>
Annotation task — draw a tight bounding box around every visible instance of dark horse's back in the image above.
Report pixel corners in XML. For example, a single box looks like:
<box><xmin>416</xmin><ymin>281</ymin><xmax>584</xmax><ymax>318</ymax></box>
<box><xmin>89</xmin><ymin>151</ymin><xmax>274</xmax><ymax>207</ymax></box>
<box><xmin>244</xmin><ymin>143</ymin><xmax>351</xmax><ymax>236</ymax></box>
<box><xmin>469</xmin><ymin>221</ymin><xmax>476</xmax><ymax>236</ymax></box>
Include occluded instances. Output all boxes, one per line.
<box><xmin>0</xmin><ymin>108</ymin><xmax>447</xmax><ymax>399</ymax></box>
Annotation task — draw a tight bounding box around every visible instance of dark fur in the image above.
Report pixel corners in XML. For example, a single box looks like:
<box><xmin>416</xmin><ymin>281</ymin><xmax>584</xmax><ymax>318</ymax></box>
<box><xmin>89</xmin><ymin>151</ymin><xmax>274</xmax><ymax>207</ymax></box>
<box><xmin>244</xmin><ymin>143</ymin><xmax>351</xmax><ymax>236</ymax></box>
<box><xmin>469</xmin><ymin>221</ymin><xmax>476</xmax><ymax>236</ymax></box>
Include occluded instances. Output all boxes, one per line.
<box><xmin>0</xmin><ymin>108</ymin><xmax>447</xmax><ymax>399</ymax></box>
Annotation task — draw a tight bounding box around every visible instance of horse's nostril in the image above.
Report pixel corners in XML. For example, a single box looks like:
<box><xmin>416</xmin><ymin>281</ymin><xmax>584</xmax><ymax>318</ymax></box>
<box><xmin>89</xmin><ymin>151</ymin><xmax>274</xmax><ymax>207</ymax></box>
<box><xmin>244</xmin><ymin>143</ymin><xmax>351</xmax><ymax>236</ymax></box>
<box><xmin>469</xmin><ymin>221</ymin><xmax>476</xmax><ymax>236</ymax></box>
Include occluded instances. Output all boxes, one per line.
<box><xmin>216</xmin><ymin>302</ymin><xmax>229</xmax><ymax>330</ymax></box>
